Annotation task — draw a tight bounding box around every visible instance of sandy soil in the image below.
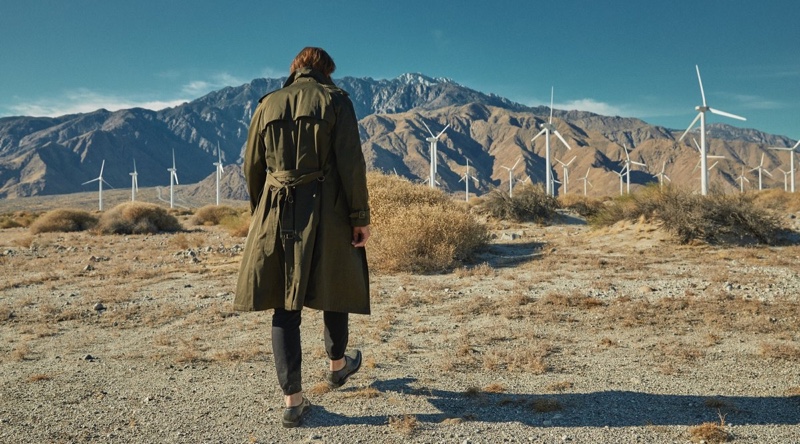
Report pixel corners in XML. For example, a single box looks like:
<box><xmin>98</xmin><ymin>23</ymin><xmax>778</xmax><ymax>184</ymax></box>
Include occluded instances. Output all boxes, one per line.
<box><xmin>1</xmin><ymin>215</ymin><xmax>800</xmax><ymax>443</ymax></box>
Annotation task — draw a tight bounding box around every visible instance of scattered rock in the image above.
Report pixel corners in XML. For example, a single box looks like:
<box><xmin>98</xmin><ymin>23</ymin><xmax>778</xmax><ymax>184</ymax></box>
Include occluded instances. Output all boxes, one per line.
<box><xmin>93</xmin><ymin>303</ymin><xmax>106</xmax><ymax>311</ymax></box>
<box><xmin>82</xmin><ymin>354</ymin><xmax>95</xmax><ymax>361</ymax></box>
<box><xmin>638</xmin><ymin>285</ymin><xmax>655</xmax><ymax>293</ymax></box>
<box><xmin>83</xmin><ymin>264</ymin><xmax>95</xmax><ymax>271</ymax></box>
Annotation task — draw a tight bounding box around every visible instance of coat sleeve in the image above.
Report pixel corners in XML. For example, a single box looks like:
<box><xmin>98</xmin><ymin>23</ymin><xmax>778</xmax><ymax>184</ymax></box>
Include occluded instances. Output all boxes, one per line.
<box><xmin>332</xmin><ymin>95</ymin><xmax>370</xmax><ymax>227</ymax></box>
<box><xmin>243</xmin><ymin>105</ymin><xmax>268</xmax><ymax>214</ymax></box>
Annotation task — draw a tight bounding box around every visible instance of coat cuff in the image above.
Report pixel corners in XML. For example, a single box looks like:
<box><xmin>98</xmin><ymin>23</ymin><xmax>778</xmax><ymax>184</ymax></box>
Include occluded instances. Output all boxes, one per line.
<box><xmin>349</xmin><ymin>209</ymin><xmax>370</xmax><ymax>227</ymax></box>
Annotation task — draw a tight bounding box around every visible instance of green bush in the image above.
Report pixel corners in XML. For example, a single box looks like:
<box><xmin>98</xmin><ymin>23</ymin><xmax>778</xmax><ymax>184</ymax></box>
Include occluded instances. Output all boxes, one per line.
<box><xmin>95</xmin><ymin>202</ymin><xmax>183</xmax><ymax>234</ymax></box>
<box><xmin>29</xmin><ymin>209</ymin><xmax>97</xmax><ymax>234</ymax></box>
<box><xmin>366</xmin><ymin>173</ymin><xmax>488</xmax><ymax>273</ymax></box>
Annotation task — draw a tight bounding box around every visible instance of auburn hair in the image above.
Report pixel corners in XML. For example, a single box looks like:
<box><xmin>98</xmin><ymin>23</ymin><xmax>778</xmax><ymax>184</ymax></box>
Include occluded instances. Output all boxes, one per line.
<box><xmin>289</xmin><ymin>47</ymin><xmax>336</xmax><ymax>77</ymax></box>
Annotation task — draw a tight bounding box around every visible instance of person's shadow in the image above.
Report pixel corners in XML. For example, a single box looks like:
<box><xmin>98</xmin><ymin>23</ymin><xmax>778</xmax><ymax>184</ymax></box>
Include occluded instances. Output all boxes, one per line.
<box><xmin>304</xmin><ymin>377</ymin><xmax>800</xmax><ymax>428</ymax></box>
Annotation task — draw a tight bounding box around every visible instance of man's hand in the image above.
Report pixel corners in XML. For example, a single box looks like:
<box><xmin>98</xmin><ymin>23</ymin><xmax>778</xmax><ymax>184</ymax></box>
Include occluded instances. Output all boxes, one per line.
<box><xmin>351</xmin><ymin>226</ymin><xmax>370</xmax><ymax>247</ymax></box>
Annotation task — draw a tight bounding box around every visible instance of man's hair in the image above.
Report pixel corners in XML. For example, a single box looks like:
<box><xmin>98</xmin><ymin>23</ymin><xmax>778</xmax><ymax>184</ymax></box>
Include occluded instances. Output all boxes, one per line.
<box><xmin>289</xmin><ymin>47</ymin><xmax>336</xmax><ymax>77</ymax></box>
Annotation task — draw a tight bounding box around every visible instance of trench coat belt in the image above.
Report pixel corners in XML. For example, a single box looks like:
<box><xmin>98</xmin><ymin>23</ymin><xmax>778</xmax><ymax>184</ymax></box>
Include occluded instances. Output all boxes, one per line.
<box><xmin>261</xmin><ymin>169</ymin><xmax>324</xmax><ymax>255</ymax></box>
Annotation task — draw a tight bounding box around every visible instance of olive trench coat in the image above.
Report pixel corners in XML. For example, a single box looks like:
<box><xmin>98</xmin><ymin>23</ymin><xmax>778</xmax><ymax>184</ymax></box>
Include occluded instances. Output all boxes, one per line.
<box><xmin>234</xmin><ymin>68</ymin><xmax>371</xmax><ymax>314</ymax></box>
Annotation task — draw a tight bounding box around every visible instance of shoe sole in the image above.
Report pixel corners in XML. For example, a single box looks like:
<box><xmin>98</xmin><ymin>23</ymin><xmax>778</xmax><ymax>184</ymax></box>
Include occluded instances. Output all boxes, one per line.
<box><xmin>327</xmin><ymin>351</ymin><xmax>362</xmax><ymax>389</ymax></box>
<box><xmin>282</xmin><ymin>402</ymin><xmax>310</xmax><ymax>428</ymax></box>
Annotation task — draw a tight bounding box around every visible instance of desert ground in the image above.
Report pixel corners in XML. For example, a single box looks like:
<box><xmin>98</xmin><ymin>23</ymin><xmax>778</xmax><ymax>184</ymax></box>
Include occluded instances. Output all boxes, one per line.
<box><xmin>1</xmin><ymin>192</ymin><xmax>800</xmax><ymax>443</ymax></box>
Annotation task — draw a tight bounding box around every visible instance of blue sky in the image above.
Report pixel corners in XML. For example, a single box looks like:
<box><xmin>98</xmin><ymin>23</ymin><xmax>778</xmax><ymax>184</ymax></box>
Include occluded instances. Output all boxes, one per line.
<box><xmin>1</xmin><ymin>0</ymin><xmax>798</xmax><ymax>139</ymax></box>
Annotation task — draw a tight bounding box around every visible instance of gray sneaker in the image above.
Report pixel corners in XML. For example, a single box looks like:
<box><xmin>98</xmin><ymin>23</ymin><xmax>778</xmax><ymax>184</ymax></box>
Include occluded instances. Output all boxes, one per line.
<box><xmin>282</xmin><ymin>397</ymin><xmax>311</xmax><ymax>428</ymax></box>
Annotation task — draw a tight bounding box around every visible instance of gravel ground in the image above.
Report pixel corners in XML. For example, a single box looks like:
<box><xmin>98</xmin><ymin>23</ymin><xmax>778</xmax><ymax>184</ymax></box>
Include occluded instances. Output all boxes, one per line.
<box><xmin>2</xmin><ymin>216</ymin><xmax>800</xmax><ymax>443</ymax></box>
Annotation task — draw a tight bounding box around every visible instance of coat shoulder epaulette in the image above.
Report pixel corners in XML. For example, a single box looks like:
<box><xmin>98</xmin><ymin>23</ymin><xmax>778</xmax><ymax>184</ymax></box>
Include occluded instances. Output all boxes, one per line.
<box><xmin>258</xmin><ymin>90</ymin><xmax>278</xmax><ymax>104</ymax></box>
<box><xmin>323</xmin><ymin>84</ymin><xmax>349</xmax><ymax>98</ymax></box>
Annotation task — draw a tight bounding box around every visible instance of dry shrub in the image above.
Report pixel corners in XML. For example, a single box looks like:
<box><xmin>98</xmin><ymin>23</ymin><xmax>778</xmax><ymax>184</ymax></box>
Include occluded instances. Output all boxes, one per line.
<box><xmin>95</xmin><ymin>202</ymin><xmax>182</xmax><ymax>234</ymax></box>
<box><xmin>751</xmin><ymin>188</ymin><xmax>800</xmax><ymax>213</ymax></box>
<box><xmin>367</xmin><ymin>173</ymin><xmax>488</xmax><ymax>273</ymax></box>
<box><xmin>477</xmin><ymin>183</ymin><xmax>559</xmax><ymax>223</ymax></box>
<box><xmin>559</xmin><ymin>194</ymin><xmax>605</xmax><ymax>218</ymax></box>
<box><xmin>191</xmin><ymin>205</ymin><xmax>240</xmax><ymax>226</ymax></box>
<box><xmin>26</xmin><ymin>373</ymin><xmax>53</xmax><ymax>383</ymax></box>
<box><xmin>29</xmin><ymin>209</ymin><xmax>97</xmax><ymax>234</ymax></box>
<box><xmin>759</xmin><ymin>342</ymin><xmax>800</xmax><ymax>361</ymax></box>
<box><xmin>221</xmin><ymin>212</ymin><xmax>251</xmax><ymax>237</ymax></box>
<box><xmin>1</xmin><ymin>211</ymin><xmax>39</xmax><ymax>229</ymax></box>
<box><xmin>590</xmin><ymin>185</ymin><xmax>785</xmax><ymax>244</ymax></box>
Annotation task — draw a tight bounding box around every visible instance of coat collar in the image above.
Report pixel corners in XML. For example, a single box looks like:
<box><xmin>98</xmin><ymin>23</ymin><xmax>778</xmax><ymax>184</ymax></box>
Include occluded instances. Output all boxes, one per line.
<box><xmin>284</xmin><ymin>68</ymin><xmax>334</xmax><ymax>87</ymax></box>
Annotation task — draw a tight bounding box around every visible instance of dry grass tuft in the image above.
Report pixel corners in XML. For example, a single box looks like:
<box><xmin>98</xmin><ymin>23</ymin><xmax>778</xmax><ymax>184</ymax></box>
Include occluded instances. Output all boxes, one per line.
<box><xmin>477</xmin><ymin>184</ymin><xmax>560</xmax><ymax>223</ymax></box>
<box><xmin>26</xmin><ymin>373</ymin><xmax>53</xmax><ymax>383</ymax></box>
<box><xmin>11</xmin><ymin>343</ymin><xmax>31</xmax><ymax>361</ymax></box>
<box><xmin>688</xmin><ymin>413</ymin><xmax>730</xmax><ymax>443</ymax></box>
<box><xmin>306</xmin><ymin>383</ymin><xmax>333</xmax><ymax>395</ymax></box>
<box><xmin>388</xmin><ymin>414</ymin><xmax>417</xmax><ymax>435</ymax></box>
<box><xmin>29</xmin><ymin>209</ymin><xmax>97</xmax><ymax>234</ymax></box>
<box><xmin>752</xmin><ymin>188</ymin><xmax>800</xmax><ymax>213</ymax></box>
<box><xmin>95</xmin><ymin>202</ymin><xmax>182</xmax><ymax>234</ymax></box>
<box><xmin>482</xmin><ymin>383</ymin><xmax>506</xmax><ymax>393</ymax></box>
<box><xmin>545</xmin><ymin>381</ymin><xmax>574</xmax><ymax>392</ymax></box>
<box><xmin>367</xmin><ymin>173</ymin><xmax>488</xmax><ymax>273</ymax></box>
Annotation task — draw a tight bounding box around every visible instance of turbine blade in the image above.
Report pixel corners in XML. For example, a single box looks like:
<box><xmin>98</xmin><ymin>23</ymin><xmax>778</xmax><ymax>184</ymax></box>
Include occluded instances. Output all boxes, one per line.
<box><xmin>709</xmin><ymin>107</ymin><xmax>746</xmax><ymax>121</ymax></box>
<box><xmin>99</xmin><ymin>160</ymin><xmax>105</xmax><ymax>177</ymax></box>
<box><xmin>794</xmin><ymin>140</ymin><xmax>800</xmax><ymax>150</ymax></box>
<box><xmin>692</xmin><ymin>138</ymin><xmax>701</xmax><ymax>151</ymax></box>
<box><xmin>172</xmin><ymin>149</ymin><xmax>176</xmax><ymax>168</ymax></box>
<box><xmin>82</xmin><ymin>178</ymin><xmax>100</xmax><ymax>185</ymax></box>
<box><xmin>133</xmin><ymin>158</ymin><xmax>137</xmax><ymax>173</ymax></box>
<box><xmin>549</xmin><ymin>86</ymin><xmax>554</xmax><ymax>124</ymax></box>
<box><xmin>763</xmin><ymin>169</ymin><xmax>773</xmax><ymax>177</ymax></box>
<box><xmin>512</xmin><ymin>157</ymin><xmax>521</xmax><ymax>169</ymax></box>
<box><xmin>422</xmin><ymin>121</ymin><xmax>435</xmax><ymax>137</ymax></box>
<box><xmin>436</xmin><ymin>124</ymin><xmax>450</xmax><ymax>138</ymax></box>
<box><xmin>102</xmin><ymin>178</ymin><xmax>113</xmax><ymax>188</ymax></box>
<box><xmin>632</xmin><ymin>161</ymin><xmax>646</xmax><ymax>166</ymax></box>
<box><xmin>566</xmin><ymin>156</ymin><xmax>576</xmax><ymax>165</ymax></box>
<box><xmin>531</xmin><ymin>128</ymin><xmax>547</xmax><ymax>142</ymax></box>
<box><xmin>553</xmin><ymin>130</ymin><xmax>572</xmax><ymax>150</ymax></box>
<box><xmin>696</xmin><ymin>65</ymin><xmax>706</xmax><ymax>107</ymax></box>
<box><xmin>679</xmin><ymin>114</ymin><xmax>702</xmax><ymax>142</ymax></box>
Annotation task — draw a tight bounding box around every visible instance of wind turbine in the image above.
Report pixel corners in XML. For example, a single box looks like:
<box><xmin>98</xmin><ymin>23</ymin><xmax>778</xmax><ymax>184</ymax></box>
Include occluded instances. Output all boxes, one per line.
<box><xmin>213</xmin><ymin>142</ymin><xmax>224</xmax><ymax>205</ymax></box>
<box><xmin>691</xmin><ymin>138</ymin><xmax>725</xmax><ymax>188</ymax></box>
<box><xmin>678</xmin><ymin>65</ymin><xmax>746</xmax><ymax>196</ymax></box>
<box><xmin>129</xmin><ymin>159</ymin><xmax>139</xmax><ymax>202</ymax></box>
<box><xmin>555</xmin><ymin>156</ymin><xmax>576</xmax><ymax>194</ymax></box>
<box><xmin>577</xmin><ymin>168</ymin><xmax>593</xmax><ymax>196</ymax></box>
<box><xmin>613</xmin><ymin>167</ymin><xmax>627</xmax><ymax>196</ymax></box>
<box><xmin>168</xmin><ymin>149</ymin><xmax>179</xmax><ymax>209</ymax></box>
<box><xmin>768</xmin><ymin>140</ymin><xmax>799</xmax><ymax>192</ymax></box>
<box><xmin>82</xmin><ymin>160</ymin><xmax>112</xmax><ymax>211</ymax></box>
<box><xmin>531</xmin><ymin>87</ymin><xmax>573</xmax><ymax>196</ymax></box>
<box><xmin>735</xmin><ymin>166</ymin><xmax>750</xmax><ymax>193</ymax></box>
<box><xmin>750</xmin><ymin>153</ymin><xmax>772</xmax><ymax>191</ymax></box>
<box><xmin>776</xmin><ymin>168</ymin><xmax>791</xmax><ymax>191</ymax></box>
<box><xmin>422</xmin><ymin>122</ymin><xmax>449</xmax><ymax>189</ymax></box>
<box><xmin>458</xmin><ymin>158</ymin><xmax>478</xmax><ymax>202</ymax></box>
<box><xmin>655</xmin><ymin>160</ymin><xmax>671</xmax><ymax>190</ymax></box>
<box><xmin>500</xmin><ymin>157</ymin><xmax>522</xmax><ymax>197</ymax></box>
<box><xmin>620</xmin><ymin>144</ymin><xmax>646</xmax><ymax>194</ymax></box>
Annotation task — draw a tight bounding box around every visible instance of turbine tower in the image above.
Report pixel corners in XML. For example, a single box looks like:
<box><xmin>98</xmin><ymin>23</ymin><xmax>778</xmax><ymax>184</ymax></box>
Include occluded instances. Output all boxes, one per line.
<box><xmin>214</xmin><ymin>142</ymin><xmax>224</xmax><ymax>205</ymax></box>
<box><xmin>750</xmin><ymin>153</ymin><xmax>772</xmax><ymax>191</ymax></box>
<box><xmin>768</xmin><ymin>140</ymin><xmax>799</xmax><ymax>192</ymax></box>
<box><xmin>130</xmin><ymin>159</ymin><xmax>139</xmax><ymax>202</ymax></box>
<box><xmin>555</xmin><ymin>156</ymin><xmax>576</xmax><ymax>194</ymax></box>
<box><xmin>735</xmin><ymin>166</ymin><xmax>750</xmax><ymax>193</ymax></box>
<box><xmin>422</xmin><ymin>122</ymin><xmax>449</xmax><ymax>189</ymax></box>
<box><xmin>656</xmin><ymin>161</ymin><xmax>671</xmax><ymax>190</ymax></box>
<box><xmin>458</xmin><ymin>158</ymin><xmax>478</xmax><ymax>202</ymax></box>
<box><xmin>577</xmin><ymin>168</ymin><xmax>592</xmax><ymax>196</ymax></box>
<box><xmin>776</xmin><ymin>168</ymin><xmax>791</xmax><ymax>191</ymax></box>
<box><xmin>621</xmin><ymin>144</ymin><xmax>646</xmax><ymax>194</ymax></box>
<box><xmin>82</xmin><ymin>160</ymin><xmax>111</xmax><ymax>211</ymax></box>
<box><xmin>679</xmin><ymin>65</ymin><xmax>746</xmax><ymax>196</ymax></box>
<box><xmin>168</xmin><ymin>149</ymin><xmax>179</xmax><ymax>209</ymax></box>
<box><xmin>500</xmin><ymin>157</ymin><xmax>522</xmax><ymax>197</ymax></box>
<box><xmin>531</xmin><ymin>87</ymin><xmax>573</xmax><ymax>196</ymax></box>
<box><xmin>613</xmin><ymin>167</ymin><xmax>627</xmax><ymax>196</ymax></box>
<box><xmin>691</xmin><ymin>138</ymin><xmax>725</xmax><ymax>190</ymax></box>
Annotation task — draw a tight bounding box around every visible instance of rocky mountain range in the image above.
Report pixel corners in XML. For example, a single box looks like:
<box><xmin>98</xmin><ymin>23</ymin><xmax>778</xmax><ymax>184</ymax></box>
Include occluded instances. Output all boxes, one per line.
<box><xmin>0</xmin><ymin>73</ymin><xmax>796</xmax><ymax>201</ymax></box>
